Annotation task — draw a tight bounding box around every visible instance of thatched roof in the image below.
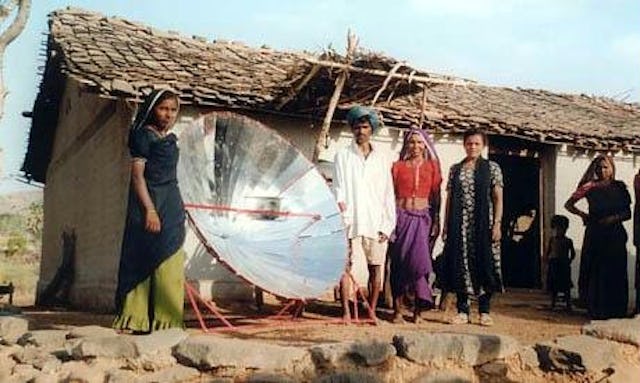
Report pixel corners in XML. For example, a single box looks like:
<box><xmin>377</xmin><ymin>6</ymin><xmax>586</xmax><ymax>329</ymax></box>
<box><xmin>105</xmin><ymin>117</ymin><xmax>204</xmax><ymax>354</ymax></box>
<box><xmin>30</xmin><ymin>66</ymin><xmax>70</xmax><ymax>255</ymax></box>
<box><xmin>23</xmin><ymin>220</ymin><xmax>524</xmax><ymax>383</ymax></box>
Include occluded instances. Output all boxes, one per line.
<box><xmin>22</xmin><ymin>8</ymin><xmax>640</xmax><ymax>182</ymax></box>
<box><xmin>379</xmin><ymin>85</ymin><xmax>640</xmax><ymax>151</ymax></box>
<box><xmin>42</xmin><ymin>8</ymin><xmax>459</xmax><ymax>109</ymax></box>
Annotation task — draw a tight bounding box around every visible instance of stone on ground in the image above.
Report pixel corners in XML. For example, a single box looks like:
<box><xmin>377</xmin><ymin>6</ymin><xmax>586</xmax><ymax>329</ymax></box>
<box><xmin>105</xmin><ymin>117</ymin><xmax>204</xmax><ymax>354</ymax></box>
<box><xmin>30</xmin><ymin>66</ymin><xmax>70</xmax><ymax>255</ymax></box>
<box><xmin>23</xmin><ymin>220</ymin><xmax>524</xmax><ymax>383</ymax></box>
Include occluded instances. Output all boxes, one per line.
<box><xmin>11</xmin><ymin>347</ymin><xmax>61</xmax><ymax>372</ymax></box>
<box><xmin>0</xmin><ymin>316</ymin><xmax>29</xmax><ymax>345</ymax></box>
<box><xmin>125</xmin><ymin>350</ymin><xmax>177</xmax><ymax>371</ymax></box>
<box><xmin>310</xmin><ymin>340</ymin><xmax>395</xmax><ymax>369</ymax></box>
<box><xmin>173</xmin><ymin>335</ymin><xmax>311</xmax><ymax>373</ymax></box>
<box><xmin>104</xmin><ymin>368</ymin><xmax>139</xmax><ymax>383</ymax></box>
<box><xmin>66</xmin><ymin>336</ymin><xmax>138</xmax><ymax>359</ymax></box>
<box><xmin>244</xmin><ymin>372</ymin><xmax>297</xmax><ymax>383</ymax></box>
<box><xmin>126</xmin><ymin>327</ymin><xmax>188</xmax><ymax>355</ymax></box>
<box><xmin>535</xmin><ymin>335</ymin><xmax>625</xmax><ymax>374</ymax></box>
<box><xmin>582</xmin><ymin>316</ymin><xmax>640</xmax><ymax>346</ymax></box>
<box><xmin>412</xmin><ymin>371</ymin><xmax>473</xmax><ymax>383</ymax></box>
<box><xmin>67</xmin><ymin>325</ymin><xmax>116</xmax><ymax>339</ymax></box>
<box><xmin>10</xmin><ymin>363</ymin><xmax>39</xmax><ymax>382</ymax></box>
<box><xmin>313</xmin><ymin>371</ymin><xmax>384</xmax><ymax>383</ymax></box>
<box><xmin>393</xmin><ymin>331</ymin><xmax>520</xmax><ymax>366</ymax></box>
<box><xmin>58</xmin><ymin>360</ymin><xmax>106</xmax><ymax>383</ymax></box>
<box><xmin>17</xmin><ymin>329</ymin><xmax>69</xmax><ymax>349</ymax></box>
<box><xmin>136</xmin><ymin>364</ymin><xmax>201</xmax><ymax>383</ymax></box>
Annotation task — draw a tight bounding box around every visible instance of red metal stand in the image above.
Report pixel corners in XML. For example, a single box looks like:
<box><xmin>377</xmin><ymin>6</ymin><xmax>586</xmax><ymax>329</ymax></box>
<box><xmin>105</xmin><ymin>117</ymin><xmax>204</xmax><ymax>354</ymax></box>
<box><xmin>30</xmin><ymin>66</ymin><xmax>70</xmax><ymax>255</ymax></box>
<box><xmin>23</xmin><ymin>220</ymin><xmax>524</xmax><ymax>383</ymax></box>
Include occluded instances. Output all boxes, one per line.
<box><xmin>184</xmin><ymin>281</ymin><xmax>234</xmax><ymax>332</ymax></box>
<box><xmin>184</xmin><ymin>271</ymin><xmax>378</xmax><ymax>333</ymax></box>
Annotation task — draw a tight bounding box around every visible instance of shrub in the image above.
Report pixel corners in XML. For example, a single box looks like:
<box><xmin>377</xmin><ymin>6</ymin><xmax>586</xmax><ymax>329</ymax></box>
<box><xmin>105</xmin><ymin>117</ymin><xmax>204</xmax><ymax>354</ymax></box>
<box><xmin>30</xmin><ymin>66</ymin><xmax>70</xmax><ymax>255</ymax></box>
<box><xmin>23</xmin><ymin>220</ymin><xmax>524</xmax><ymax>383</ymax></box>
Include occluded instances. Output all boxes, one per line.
<box><xmin>5</xmin><ymin>234</ymin><xmax>27</xmax><ymax>258</ymax></box>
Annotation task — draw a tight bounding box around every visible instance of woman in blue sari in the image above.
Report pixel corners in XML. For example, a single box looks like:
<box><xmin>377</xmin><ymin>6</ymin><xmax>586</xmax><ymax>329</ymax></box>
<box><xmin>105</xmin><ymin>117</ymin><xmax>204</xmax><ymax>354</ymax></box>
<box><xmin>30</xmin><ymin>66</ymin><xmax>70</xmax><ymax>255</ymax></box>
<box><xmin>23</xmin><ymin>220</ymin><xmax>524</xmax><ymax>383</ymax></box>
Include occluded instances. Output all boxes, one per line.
<box><xmin>113</xmin><ymin>89</ymin><xmax>186</xmax><ymax>333</ymax></box>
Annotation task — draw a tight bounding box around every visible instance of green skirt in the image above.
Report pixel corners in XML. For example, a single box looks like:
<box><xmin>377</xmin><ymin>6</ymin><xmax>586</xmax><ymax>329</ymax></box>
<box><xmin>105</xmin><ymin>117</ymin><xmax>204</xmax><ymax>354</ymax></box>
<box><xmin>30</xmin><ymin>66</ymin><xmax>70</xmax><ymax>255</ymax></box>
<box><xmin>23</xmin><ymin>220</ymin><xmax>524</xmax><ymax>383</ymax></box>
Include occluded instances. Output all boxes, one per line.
<box><xmin>113</xmin><ymin>249</ymin><xmax>185</xmax><ymax>332</ymax></box>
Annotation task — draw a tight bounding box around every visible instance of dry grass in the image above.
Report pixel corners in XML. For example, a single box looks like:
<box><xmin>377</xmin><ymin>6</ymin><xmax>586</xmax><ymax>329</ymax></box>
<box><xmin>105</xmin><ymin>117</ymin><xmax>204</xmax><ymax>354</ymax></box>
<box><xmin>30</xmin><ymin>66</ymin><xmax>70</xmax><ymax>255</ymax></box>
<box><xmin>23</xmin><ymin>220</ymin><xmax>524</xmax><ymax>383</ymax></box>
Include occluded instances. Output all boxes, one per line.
<box><xmin>0</xmin><ymin>252</ymin><xmax>39</xmax><ymax>306</ymax></box>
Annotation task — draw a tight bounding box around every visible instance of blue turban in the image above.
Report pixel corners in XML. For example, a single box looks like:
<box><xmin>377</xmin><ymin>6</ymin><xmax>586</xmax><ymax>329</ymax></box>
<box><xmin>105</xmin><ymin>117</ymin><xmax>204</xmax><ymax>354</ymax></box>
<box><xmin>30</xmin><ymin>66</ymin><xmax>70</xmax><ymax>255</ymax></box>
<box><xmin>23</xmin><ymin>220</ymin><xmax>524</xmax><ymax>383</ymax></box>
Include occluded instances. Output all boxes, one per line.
<box><xmin>345</xmin><ymin>106</ymin><xmax>381</xmax><ymax>132</ymax></box>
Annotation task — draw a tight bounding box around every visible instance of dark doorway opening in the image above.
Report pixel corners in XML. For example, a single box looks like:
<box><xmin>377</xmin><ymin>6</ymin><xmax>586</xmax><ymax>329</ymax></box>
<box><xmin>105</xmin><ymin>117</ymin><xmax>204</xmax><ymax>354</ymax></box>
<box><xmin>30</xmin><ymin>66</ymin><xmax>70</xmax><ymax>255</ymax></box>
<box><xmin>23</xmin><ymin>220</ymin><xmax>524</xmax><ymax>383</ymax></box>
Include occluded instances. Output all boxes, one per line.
<box><xmin>490</xmin><ymin>138</ymin><xmax>542</xmax><ymax>289</ymax></box>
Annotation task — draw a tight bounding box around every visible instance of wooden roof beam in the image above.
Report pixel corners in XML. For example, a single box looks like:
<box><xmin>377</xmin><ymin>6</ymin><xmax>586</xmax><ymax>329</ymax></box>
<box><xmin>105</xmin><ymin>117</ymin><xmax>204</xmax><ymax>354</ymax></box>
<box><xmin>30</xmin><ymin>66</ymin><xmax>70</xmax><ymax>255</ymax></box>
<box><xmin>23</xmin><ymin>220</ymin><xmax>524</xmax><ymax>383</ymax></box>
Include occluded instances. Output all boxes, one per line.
<box><xmin>303</xmin><ymin>57</ymin><xmax>475</xmax><ymax>86</ymax></box>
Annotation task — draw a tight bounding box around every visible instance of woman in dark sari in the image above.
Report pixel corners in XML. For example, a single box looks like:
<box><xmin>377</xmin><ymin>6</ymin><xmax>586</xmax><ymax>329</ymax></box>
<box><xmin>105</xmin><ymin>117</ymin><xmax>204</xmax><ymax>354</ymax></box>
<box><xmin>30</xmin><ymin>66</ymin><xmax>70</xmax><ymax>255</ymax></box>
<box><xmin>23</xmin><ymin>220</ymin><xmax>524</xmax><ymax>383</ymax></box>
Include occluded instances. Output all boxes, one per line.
<box><xmin>565</xmin><ymin>155</ymin><xmax>630</xmax><ymax>319</ymax></box>
<box><xmin>441</xmin><ymin>129</ymin><xmax>504</xmax><ymax>326</ymax></box>
<box><xmin>113</xmin><ymin>89</ymin><xmax>186</xmax><ymax>333</ymax></box>
<box><xmin>390</xmin><ymin>129</ymin><xmax>442</xmax><ymax>323</ymax></box>
<box><xmin>635</xmin><ymin>170</ymin><xmax>640</xmax><ymax>314</ymax></box>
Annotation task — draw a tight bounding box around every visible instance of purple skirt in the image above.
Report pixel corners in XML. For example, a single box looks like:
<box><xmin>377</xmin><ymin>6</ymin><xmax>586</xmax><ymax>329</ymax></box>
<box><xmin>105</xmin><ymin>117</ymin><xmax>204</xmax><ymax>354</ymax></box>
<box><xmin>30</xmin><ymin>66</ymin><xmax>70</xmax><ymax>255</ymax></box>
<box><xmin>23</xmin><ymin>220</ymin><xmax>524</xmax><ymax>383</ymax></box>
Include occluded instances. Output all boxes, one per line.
<box><xmin>390</xmin><ymin>207</ymin><xmax>433</xmax><ymax>304</ymax></box>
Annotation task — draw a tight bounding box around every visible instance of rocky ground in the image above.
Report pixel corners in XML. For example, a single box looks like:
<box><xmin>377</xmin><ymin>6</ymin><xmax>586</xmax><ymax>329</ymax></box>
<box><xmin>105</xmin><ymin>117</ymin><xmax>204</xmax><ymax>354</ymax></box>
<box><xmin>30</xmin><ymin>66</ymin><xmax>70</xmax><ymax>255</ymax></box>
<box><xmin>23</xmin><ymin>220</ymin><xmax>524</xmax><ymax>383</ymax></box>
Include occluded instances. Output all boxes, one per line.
<box><xmin>1</xmin><ymin>292</ymin><xmax>639</xmax><ymax>382</ymax></box>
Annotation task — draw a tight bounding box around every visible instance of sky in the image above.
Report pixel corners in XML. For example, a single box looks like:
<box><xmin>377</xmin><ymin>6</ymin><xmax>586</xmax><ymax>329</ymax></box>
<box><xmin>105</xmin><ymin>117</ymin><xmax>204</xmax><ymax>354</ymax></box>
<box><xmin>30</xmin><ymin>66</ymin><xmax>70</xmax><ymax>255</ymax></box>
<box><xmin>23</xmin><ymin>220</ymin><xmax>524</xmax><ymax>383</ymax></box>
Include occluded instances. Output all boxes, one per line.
<box><xmin>0</xmin><ymin>0</ymin><xmax>638</xmax><ymax>193</ymax></box>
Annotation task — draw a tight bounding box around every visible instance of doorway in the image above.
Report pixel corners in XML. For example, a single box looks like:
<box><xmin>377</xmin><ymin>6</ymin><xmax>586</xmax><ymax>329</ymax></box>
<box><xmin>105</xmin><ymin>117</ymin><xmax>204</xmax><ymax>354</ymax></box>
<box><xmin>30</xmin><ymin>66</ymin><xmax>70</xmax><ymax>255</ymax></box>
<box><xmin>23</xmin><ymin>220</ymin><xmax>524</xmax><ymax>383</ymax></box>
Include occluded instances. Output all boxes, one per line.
<box><xmin>489</xmin><ymin>137</ymin><xmax>543</xmax><ymax>288</ymax></box>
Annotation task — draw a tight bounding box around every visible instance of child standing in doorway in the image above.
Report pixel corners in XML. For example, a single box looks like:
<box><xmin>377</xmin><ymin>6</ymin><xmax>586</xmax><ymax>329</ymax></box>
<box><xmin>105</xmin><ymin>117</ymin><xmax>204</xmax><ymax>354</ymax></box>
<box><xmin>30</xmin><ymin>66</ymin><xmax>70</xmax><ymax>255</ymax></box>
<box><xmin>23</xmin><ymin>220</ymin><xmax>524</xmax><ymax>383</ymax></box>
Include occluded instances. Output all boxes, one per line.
<box><xmin>544</xmin><ymin>215</ymin><xmax>576</xmax><ymax>310</ymax></box>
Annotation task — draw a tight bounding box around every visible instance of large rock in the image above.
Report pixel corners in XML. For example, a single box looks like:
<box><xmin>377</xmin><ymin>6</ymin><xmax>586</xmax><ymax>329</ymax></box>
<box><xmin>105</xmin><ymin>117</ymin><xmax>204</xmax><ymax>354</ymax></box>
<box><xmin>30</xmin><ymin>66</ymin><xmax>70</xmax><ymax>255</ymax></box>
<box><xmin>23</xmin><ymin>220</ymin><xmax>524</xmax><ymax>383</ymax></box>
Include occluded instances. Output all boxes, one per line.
<box><xmin>66</xmin><ymin>336</ymin><xmax>138</xmax><ymax>359</ymax></box>
<box><xmin>412</xmin><ymin>371</ymin><xmax>472</xmax><ymax>383</ymax></box>
<box><xmin>515</xmin><ymin>346</ymin><xmax>539</xmax><ymax>369</ymax></box>
<box><xmin>67</xmin><ymin>325</ymin><xmax>116</xmax><ymax>339</ymax></box>
<box><xmin>0</xmin><ymin>316</ymin><xmax>29</xmax><ymax>345</ymax></box>
<box><xmin>11</xmin><ymin>347</ymin><xmax>61</xmax><ymax>373</ymax></box>
<box><xmin>173</xmin><ymin>335</ymin><xmax>311</xmax><ymax>373</ymax></box>
<box><xmin>535</xmin><ymin>335</ymin><xmax>624</xmax><ymax>374</ymax></box>
<box><xmin>246</xmin><ymin>372</ymin><xmax>296</xmax><ymax>382</ymax></box>
<box><xmin>58</xmin><ymin>360</ymin><xmax>106</xmax><ymax>383</ymax></box>
<box><xmin>477</xmin><ymin>361</ymin><xmax>508</xmax><ymax>379</ymax></box>
<box><xmin>11</xmin><ymin>363</ymin><xmax>39</xmax><ymax>382</ymax></box>
<box><xmin>124</xmin><ymin>351</ymin><xmax>177</xmax><ymax>372</ymax></box>
<box><xmin>393</xmin><ymin>331</ymin><xmax>520</xmax><ymax>366</ymax></box>
<box><xmin>313</xmin><ymin>371</ymin><xmax>384</xmax><ymax>383</ymax></box>
<box><xmin>582</xmin><ymin>316</ymin><xmax>640</xmax><ymax>346</ymax></box>
<box><xmin>310</xmin><ymin>340</ymin><xmax>395</xmax><ymax>369</ymax></box>
<box><xmin>349</xmin><ymin>340</ymin><xmax>396</xmax><ymax>366</ymax></box>
<box><xmin>125</xmin><ymin>328</ymin><xmax>188</xmax><ymax>355</ymax></box>
<box><xmin>0</xmin><ymin>344</ymin><xmax>19</xmax><ymax>371</ymax></box>
<box><xmin>17</xmin><ymin>329</ymin><xmax>69</xmax><ymax>349</ymax></box>
<box><xmin>137</xmin><ymin>365</ymin><xmax>201</xmax><ymax>383</ymax></box>
<box><xmin>310</xmin><ymin>343</ymin><xmax>350</xmax><ymax>369</ymax></box>
<box><xmin>32</xmin><ymin>372</ymin><xmax>60</xmax><ymax>383</ymax></box>
<box><xmin>104</xmin><ymin>368</ymin><xmax>139</xmax><ymax>383</ymax></box>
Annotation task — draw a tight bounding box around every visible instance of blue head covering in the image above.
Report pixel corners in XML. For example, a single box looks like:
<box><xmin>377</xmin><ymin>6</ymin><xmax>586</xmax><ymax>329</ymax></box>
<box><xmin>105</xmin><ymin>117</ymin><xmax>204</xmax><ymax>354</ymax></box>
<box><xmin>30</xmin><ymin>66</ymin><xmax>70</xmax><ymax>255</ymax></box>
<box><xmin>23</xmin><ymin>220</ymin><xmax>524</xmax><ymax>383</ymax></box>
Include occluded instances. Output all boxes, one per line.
<box><xmin>345</xmin><ymin>106</ymin><xmax>381</xmax><ymax>132</ymax></box>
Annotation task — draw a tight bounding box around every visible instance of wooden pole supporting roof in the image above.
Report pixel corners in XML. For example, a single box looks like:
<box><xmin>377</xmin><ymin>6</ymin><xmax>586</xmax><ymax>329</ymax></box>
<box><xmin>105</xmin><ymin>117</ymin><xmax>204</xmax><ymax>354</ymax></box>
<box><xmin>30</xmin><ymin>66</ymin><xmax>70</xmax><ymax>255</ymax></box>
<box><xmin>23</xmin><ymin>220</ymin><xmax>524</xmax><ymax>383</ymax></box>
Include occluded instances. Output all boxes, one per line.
<box><xmin>312</xmin><ymin>31</ymin><xmax>358</xmax><ymax>163</ymax></box>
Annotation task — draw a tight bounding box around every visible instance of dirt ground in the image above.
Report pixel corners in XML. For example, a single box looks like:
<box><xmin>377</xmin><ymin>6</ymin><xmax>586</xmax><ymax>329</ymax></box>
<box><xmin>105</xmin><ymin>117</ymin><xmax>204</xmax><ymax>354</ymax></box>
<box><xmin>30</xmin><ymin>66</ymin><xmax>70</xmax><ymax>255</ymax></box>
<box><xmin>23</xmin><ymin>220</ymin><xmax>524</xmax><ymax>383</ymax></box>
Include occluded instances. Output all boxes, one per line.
<box><xmin>17</xmin><ymin>289</ymin><xmax>587</xmax><ymax>347</ymax></box>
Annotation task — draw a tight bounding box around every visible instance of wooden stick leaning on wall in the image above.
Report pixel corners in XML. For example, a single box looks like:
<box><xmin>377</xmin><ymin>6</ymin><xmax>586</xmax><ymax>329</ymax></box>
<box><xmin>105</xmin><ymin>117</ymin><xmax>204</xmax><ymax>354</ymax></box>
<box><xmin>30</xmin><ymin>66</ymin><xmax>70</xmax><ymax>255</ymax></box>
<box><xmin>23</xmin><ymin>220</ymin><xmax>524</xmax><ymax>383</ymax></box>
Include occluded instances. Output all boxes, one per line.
<box><xmin>312</xmin><ymin>31</ymin><xmax>359</xmax><ymax>163</ymax></box>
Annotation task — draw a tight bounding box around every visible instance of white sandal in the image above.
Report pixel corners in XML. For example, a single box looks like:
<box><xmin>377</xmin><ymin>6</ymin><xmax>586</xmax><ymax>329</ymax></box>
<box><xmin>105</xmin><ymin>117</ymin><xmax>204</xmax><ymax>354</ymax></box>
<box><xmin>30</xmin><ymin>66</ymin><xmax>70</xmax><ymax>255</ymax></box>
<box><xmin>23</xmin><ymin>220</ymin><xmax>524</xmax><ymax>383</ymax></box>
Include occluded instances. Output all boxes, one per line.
<box><xmin>449</xmin><ymin>313</ymin><xmax>470</xmax><ymax>325</ymax></box>
<box><xmin>480</xmin><ymin>313</ymin><xmax>494</xmax><ymax>326</ymax></box>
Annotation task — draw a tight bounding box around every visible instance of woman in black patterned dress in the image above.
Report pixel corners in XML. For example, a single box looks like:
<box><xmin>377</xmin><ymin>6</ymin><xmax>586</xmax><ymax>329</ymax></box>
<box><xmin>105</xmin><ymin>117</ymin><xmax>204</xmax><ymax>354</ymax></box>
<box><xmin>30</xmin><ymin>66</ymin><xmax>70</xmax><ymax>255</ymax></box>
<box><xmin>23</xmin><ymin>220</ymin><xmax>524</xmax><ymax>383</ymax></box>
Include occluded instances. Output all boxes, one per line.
<box><xmin>441</xmin><ymin>129</ymin><xmax>504</xmax><ymax>326</ymax></box>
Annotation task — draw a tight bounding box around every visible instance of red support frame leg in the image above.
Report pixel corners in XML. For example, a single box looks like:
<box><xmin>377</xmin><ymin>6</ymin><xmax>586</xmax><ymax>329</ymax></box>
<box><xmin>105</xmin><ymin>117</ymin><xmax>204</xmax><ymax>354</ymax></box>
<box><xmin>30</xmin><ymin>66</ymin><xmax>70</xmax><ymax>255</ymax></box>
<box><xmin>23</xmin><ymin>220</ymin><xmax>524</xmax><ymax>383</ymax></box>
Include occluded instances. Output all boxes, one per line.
<box><xmin>184</xmin><ymin>281</ymin><xmax>235</xmax><ymax>332</ymax></box>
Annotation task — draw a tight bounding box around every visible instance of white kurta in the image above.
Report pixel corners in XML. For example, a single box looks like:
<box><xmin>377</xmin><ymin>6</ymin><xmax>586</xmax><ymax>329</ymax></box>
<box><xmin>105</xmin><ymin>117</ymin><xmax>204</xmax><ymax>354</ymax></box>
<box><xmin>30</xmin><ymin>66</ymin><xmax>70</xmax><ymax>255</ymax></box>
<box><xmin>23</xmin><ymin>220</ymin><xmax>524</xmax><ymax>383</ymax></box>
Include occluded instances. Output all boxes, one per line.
<box><xmin>333</xmin><ymin>141</ymin><xmax>396</xmax><ymax>239</ymax></box>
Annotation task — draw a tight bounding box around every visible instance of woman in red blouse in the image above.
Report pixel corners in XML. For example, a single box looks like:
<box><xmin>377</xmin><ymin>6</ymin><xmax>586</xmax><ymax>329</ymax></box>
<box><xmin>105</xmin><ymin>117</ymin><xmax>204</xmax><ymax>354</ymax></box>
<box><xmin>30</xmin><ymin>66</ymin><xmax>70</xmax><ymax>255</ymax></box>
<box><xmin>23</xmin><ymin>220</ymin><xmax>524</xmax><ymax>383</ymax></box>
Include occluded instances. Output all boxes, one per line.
<box><xmin>390</xmin><ymin>129</ymin><xmax>442</xmax><ymax>323</ymax></box>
